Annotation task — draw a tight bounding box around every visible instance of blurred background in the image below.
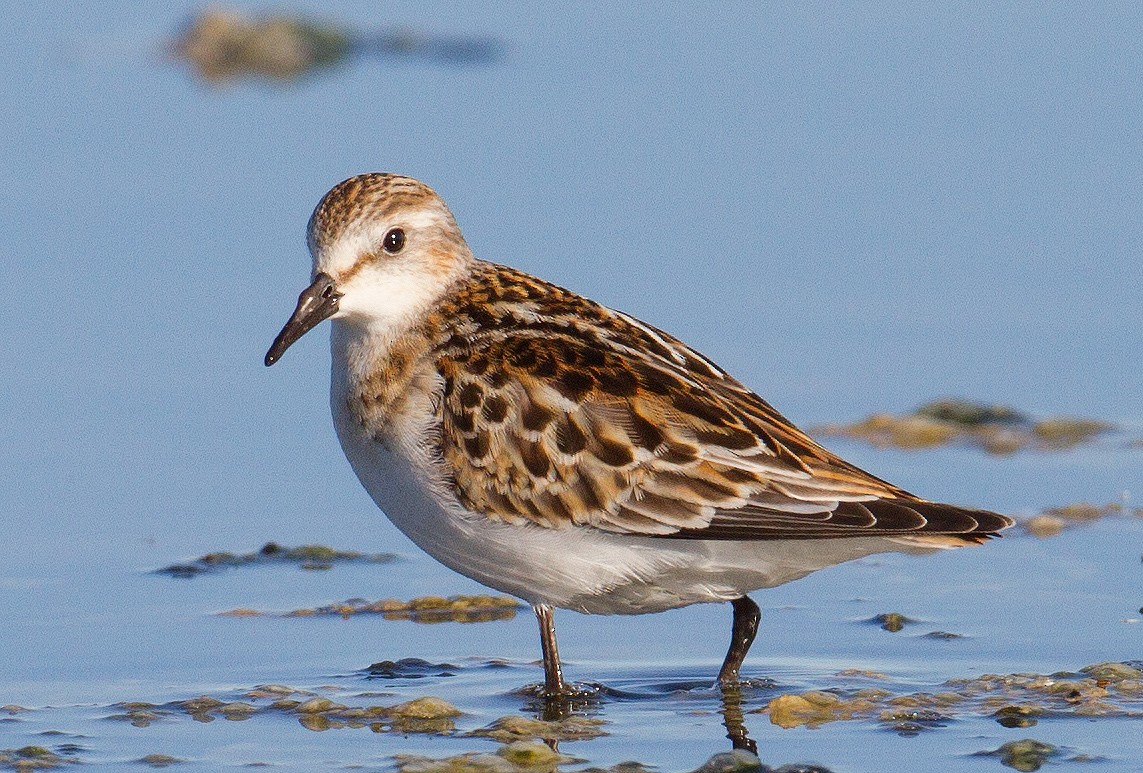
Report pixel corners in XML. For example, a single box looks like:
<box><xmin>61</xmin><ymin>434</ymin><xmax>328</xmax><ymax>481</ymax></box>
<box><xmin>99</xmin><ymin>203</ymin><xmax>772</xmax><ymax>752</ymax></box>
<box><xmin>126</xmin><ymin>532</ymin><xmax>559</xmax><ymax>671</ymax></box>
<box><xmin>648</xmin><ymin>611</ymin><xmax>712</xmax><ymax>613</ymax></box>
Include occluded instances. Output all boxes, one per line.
<box><xmin>5</xmin><ymin>0</ymin><xmax>1139</xmax><ymax>566</ymax></box>
<box><xmin>1</xmin><ymin>2</ymin><xmax>1140</xmax><ymax>770</ymax></box>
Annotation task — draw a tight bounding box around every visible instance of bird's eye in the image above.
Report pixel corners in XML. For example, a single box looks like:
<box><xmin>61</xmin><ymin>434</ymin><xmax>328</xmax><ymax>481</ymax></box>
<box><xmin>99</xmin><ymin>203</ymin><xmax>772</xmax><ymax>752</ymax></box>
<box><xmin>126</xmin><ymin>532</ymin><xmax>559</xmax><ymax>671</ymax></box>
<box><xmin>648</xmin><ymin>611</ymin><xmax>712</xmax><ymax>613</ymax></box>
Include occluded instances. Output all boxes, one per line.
<box><xmin>383</xmin><ymin>228</ymin><xmax>406</xmax><ymax>254</ymax></box>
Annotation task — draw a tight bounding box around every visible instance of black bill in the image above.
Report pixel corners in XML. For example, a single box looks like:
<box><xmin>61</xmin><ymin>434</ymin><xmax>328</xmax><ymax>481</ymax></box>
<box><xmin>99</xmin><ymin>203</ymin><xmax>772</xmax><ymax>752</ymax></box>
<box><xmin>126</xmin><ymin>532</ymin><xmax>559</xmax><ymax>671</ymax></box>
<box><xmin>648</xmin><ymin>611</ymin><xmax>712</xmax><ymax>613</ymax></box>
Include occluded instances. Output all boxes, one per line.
<box><xmin>264</xmin><ymin>272</ymin><xmax>341</xmax><ymax>366</ymax></box>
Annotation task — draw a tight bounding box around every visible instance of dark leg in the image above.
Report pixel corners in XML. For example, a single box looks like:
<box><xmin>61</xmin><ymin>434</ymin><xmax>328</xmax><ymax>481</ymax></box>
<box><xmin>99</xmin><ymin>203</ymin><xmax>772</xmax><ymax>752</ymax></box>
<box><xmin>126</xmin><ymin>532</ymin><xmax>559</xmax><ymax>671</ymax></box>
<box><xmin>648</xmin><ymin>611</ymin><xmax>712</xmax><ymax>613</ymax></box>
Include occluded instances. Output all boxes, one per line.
<box><xmin>533</xmin><ymin>603</ymin><xmax>567</xmax><ymax>696</ymax></box>
<box><xmin>717</xmin><ymin>595</ymin><xmax>760</xmax><ymax>685</ymax></box>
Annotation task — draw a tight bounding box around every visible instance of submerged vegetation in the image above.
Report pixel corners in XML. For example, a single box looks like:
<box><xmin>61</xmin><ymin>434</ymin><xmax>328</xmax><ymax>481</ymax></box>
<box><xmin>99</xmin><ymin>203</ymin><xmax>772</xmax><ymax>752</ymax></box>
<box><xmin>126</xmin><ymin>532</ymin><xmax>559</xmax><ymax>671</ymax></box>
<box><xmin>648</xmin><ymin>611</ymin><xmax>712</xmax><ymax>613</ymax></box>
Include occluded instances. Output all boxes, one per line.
<box><xmin>6</xmin><ymin>661</ymin><xmax>1139</xmax><ymax>770</ymax></box>
<box><xmin>1020</xmin><ymin>501</ymin><xmax>1142</xmax><ymax>538</ymax></box>
<box><xmin>813</xmin><ymin>398</ymin><xmax>1117</xmax><ymax>454</ymax></box>
<box><xmin>156</xmin><ymin>541</ymin><xmax>397</xmax><ymax>576</ymax></box>
<box><xmin>220</xmin><ymin>594</ymin><xmax>522</xmax><ymax>623</ymax></box>
<box><xmin>762</xmin><ymin>661</ymin><xmax>1143</xmax><ymax>730</ymax></box>
<box><xmin>171</xmin><ymin>6</ymin><xmax>504</xmax><ymax>83</ymax></box>
<box><xmin>0</xmin><ymin>745</ymin><xmax>76</xmax><ymax>770</ymax></box>
<box><xmin>104</xmin><ymin>689</ymin><xmax>464</xmax><ymax>734</ymax></box>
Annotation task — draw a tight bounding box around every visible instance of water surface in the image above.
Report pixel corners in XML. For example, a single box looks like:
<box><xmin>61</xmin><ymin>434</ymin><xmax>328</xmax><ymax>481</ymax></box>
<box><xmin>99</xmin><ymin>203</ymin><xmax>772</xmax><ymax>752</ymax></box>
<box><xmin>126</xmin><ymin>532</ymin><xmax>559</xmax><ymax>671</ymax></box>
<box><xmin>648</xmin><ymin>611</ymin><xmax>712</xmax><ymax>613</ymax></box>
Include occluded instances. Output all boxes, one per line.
<box><xmin>1</xmin><ymin>2</ymin><xmax>1140</xmax><ymax>770</ymax></box>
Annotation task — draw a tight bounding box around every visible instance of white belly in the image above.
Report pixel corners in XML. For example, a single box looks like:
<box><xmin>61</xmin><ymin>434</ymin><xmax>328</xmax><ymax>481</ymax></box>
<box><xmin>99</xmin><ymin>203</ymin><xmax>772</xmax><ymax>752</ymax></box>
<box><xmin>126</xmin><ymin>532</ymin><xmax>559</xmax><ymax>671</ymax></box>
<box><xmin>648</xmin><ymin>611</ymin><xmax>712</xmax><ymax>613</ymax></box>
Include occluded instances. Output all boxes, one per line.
<box><xmin>328</xmin><ymin>328</ymin><xmax>937</xmax><ymax>615</ymax></box>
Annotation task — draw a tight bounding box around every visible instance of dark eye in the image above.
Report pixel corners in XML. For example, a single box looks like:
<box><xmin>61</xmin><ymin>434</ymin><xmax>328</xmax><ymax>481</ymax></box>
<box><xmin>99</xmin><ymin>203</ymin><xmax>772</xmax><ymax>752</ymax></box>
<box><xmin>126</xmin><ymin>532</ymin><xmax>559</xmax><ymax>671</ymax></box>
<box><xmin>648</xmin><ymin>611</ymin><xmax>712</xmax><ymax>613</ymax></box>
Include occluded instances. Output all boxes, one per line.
<box><xmin>383</xmin><ymin>228</ymin><xmax>406</xmax><ymax>254</ymax></box>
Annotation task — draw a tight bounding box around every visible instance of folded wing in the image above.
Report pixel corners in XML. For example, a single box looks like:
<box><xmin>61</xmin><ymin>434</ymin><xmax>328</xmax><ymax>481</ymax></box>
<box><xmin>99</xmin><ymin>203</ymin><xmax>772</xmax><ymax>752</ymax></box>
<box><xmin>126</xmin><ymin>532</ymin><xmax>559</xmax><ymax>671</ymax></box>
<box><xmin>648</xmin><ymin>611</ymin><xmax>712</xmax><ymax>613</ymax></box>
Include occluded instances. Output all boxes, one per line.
<box><xmin>433</xmin><ymin>275</ymin><xmax>1012</xmax><ymax>542</ymax></box>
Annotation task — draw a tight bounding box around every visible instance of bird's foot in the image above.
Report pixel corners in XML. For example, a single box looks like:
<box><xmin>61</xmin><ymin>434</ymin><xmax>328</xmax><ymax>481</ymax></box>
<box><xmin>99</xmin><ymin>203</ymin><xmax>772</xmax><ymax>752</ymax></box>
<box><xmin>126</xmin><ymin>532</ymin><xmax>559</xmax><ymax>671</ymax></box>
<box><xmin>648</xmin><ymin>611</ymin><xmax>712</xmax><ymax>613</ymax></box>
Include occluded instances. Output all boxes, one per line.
<box><xmin>717</xmin><ymin>674</ymin><xmax>778</xmax><ymax>691</ymax></box>
<box><xmin>518</xmin><ymin>680</ymin><xmax>603</xmax><ymax>700</ymax></box>
<box><xmin>517</xmin><ymin>681</ymin><xmax>603</xmax><ymax>721</ymax></box>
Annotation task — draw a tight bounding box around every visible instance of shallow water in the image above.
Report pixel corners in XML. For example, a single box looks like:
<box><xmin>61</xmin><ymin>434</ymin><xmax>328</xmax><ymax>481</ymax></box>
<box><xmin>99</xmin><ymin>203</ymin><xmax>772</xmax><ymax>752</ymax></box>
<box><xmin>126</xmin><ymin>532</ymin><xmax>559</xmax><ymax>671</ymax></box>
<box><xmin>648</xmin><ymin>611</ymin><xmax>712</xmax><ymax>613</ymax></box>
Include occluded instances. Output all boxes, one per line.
<box><xmin>3</xmin><ymin>509</ymin><xmax>1141</xmax><ymax>770</ymax></box>
<box><xmin>2</xmin><ymin>2</ymin><xmax>1141</xmax><ymax>770</ymax></box>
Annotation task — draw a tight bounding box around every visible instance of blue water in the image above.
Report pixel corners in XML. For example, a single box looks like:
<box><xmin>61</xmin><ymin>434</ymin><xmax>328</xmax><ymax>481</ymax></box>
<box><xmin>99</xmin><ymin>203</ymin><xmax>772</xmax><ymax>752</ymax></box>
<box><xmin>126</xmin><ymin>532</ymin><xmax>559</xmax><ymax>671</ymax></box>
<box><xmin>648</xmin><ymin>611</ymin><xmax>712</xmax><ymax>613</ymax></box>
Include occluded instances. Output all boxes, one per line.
<box><xmin>1</xmin><ymin>2</ymin><xmax>1140</xmax><ymax>770</ymax></box>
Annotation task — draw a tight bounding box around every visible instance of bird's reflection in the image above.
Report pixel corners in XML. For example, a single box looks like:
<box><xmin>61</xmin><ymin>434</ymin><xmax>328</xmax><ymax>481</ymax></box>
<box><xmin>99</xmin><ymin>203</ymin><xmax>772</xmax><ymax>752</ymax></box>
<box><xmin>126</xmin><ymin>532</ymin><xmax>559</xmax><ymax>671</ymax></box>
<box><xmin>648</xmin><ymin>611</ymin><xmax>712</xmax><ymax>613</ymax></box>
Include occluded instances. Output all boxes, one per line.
<box><xmin>523</xmin><ymin>679</ymin><xmax>758</xmax><ymax>757</ymax></box>
<box><xmin>719</xmin><ymin>684</ymin><xmax>758</xmax><ymax>754</ymax></box>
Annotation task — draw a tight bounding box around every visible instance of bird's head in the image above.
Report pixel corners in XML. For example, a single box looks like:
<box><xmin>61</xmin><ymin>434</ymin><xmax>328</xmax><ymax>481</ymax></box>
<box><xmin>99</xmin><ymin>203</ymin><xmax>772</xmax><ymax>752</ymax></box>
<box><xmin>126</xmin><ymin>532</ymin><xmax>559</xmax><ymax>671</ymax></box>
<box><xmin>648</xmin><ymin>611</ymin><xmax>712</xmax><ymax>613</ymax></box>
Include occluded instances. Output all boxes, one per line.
<box><xmin>266</xmin><ymin>173</ymin><xmax>474</xmax><ymax>366</ymax></box>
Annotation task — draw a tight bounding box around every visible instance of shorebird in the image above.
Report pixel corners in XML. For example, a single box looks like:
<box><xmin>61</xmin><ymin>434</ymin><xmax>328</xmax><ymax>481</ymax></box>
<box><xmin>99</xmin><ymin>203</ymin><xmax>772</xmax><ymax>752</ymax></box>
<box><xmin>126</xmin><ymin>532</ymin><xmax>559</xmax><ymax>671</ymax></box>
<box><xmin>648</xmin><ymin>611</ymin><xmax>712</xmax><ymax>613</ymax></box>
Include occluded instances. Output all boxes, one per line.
<box><xmin>265</xmin><ymin>173</ymin><xmax>1013</xmax><ymax>695</ymax></box>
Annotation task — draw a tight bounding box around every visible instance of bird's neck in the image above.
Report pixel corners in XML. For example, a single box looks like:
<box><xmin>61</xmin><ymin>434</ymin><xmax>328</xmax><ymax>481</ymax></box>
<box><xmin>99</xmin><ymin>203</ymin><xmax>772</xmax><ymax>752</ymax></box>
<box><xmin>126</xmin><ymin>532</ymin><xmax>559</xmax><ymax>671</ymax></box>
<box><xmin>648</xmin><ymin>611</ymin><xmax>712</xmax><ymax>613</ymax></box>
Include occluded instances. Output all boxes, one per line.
<box><xmin>329</xmin><ymin>312</ymin><xmax>448</xmax><ymax>444</ymax></box>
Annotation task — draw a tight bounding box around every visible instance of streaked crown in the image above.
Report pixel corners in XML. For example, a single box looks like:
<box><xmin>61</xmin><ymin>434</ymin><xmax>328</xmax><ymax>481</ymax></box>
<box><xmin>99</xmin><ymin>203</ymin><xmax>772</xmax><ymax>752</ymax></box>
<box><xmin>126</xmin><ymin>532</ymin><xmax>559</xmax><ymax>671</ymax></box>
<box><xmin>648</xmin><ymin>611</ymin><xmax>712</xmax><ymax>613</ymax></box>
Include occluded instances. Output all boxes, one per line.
<box><xmin>306</xmin><ymin>173</ymin><xmax>475</xmax><ymax>326</ymax></box>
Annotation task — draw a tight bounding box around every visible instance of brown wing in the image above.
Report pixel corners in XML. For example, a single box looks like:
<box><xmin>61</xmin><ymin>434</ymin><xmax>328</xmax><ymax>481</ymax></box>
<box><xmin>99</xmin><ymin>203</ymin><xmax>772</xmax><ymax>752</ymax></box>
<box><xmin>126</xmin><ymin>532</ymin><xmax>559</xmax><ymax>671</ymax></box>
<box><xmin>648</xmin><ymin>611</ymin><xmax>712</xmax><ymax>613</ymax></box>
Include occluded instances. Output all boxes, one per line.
<box><xmin>432</xmin><ymin>269</ymin><xmax>1012</xmax><ymax>541</ymax></box>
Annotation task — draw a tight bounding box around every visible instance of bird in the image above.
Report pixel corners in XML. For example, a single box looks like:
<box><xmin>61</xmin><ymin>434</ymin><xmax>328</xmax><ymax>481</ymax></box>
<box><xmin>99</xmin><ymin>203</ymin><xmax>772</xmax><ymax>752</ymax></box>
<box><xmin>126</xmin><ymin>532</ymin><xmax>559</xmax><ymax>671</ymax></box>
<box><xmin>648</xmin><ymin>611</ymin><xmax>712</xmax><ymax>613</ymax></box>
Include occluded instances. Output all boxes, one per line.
<box><xmin>265</xmin><ymin>173</ymin><xmax>1013</xmax><ymax>696</ymax></box>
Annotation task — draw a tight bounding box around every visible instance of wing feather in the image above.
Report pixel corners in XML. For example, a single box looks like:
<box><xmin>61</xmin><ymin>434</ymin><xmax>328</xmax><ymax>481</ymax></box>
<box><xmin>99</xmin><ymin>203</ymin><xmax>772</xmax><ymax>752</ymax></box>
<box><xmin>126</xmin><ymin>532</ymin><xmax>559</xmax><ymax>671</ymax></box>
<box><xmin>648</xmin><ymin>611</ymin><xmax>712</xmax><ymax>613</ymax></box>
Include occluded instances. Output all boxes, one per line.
<box><xmin>431</xmin><ymin>265</ymin><xmax>1013</xmax><ymax>541</ymax></box>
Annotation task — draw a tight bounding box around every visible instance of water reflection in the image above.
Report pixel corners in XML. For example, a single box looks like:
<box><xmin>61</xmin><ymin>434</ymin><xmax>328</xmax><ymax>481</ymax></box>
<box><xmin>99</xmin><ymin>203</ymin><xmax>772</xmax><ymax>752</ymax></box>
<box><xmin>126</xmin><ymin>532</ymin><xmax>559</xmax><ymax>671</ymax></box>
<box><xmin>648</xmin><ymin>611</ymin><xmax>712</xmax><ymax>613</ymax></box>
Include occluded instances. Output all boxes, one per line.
<box><xmin>521</xmin><ymin>678</ymin><xmax>760</xmax><ymax>757</ymax></box>
<box><xmin>519</xmin><ymin>681</ymin><xmax>607</xmax><ymax>724</ymax></box>
<box><xmin>719</xmin><ymin>684</ymin><xmax>758</xmax><ymax>755</ymax></box>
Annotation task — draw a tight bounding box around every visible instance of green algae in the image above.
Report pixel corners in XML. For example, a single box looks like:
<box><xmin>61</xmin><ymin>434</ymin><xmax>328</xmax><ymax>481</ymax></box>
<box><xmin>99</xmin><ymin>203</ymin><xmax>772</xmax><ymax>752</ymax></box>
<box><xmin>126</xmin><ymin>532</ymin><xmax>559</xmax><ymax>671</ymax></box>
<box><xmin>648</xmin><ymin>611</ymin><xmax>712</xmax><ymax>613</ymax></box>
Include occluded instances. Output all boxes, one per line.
<box><xmin>0</xmin><ymin>745</ymin><xmax>75</xmax><ymax>770</ymax></box>
<box><xmin>1021</xmin><ymin>501</ymin><xmax>1141</xmax><ymax>538</ymax></box>
<box><xmin>99</xmin><ymin>686</ymin><xmax>465</xmax><ymax>735</ymax></box>
<box><xmin>761</xmin><ymin>691</ymin><xmax>880</xmax><ymax>729</ymax></box>
<box><xmin>294</xmin><ymin>697</ymin><xmax>345</xmax><ymax>714</ymax></box>
<box><xmin>394</xmin><ymin>743</ymin><xmax>575</xmax><ymax>773</ymax></box>
<box><xmin>1032</xmin><ymin>418</ymin><xmax>1115</xmax><ymax>447</ymax></box>
<box><xmin>172</xmin><ymin>7</ymin><xmax>349</xmax><ymax>82</ymax></box>
<box><xmin>365</xmin><ymin>657</ymin><xmax>460</xmax><ymax>678</ymax></box>
<box><xmin>172</xmin><ymin>6</ymin><xmax>503</xmax><ymax>85</ymax></box>
<box><xmin>243</xmin><ymin>684</ymin><xmax>304</xmax><ymax>699</ymax></box>
<box><xmin>757</xmin><ymin>661</ymin><xmax>1143</xmax><ymax>729</ymax></box>
<box><xmin>993</xmin><ymin>704</ymin><xmax>1043</xmax><ymax>728</ymax></box>
<box><xmin>497</xmin><ymin>741</ymin><xmax>570</xmax><ymax>767</ymax></box>
<box><xmin>157</xmin><ymin>541</ymin><xmax>396</xmax><ymax>577</ymax></box>
<box><xmin>867</xmin><ymin>612</ymin><xmax>914</xmax><ymax>632</ymax></box>
<box><xmin>814</xmin><ymin>398</ymin><xmax>1117</xmax><ymax>454</ymax></box>
<box><xmin>393</xmin><ymin>752</ymin><xmax>515</xmax><ymax>773</ymax></box>
<box><xmin>105</xmin><ymin>701</ymin><xmax>165</xmax><ymax>728</ymax></box>
<box><xmin>914</xmin><ymin>400</ymin><xmax>1029</xmax><ymax>427</ymax></box>
<box><xmin>686</xmin><ymin>751</ymin><xmax>766</xmax><ymax>773</ymax></box>
<box><xmin>467</xmin><ymin>714</ymin><xmax>607</xmax><ymax>742</ymax></box>
<box><xmin>386</xmin><ymin>697</ymin><xmax>463</xmax><ymax>719</ymax></box>
<box><xmin>222</xmin><ymin>594</ymin><xmax>521</xmax><ymax>622</ymax></box>
<box><xmin>981</xmin><ymin>739</ymin><xmax>1059</xmax><ymax>772</ymax></box>
<box><xmin>1080</xmin><ymin>662</ymin><xmax>1143</xmax><ymax>682</ymax></box>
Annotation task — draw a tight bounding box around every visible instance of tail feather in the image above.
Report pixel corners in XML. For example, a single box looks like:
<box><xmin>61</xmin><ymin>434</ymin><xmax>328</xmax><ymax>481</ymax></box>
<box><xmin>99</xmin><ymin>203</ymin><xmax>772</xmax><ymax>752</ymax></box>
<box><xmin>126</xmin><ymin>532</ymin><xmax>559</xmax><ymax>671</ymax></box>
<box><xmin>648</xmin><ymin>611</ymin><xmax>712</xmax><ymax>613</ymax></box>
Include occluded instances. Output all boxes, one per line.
<box><xmin>665</xmin><ymin>497</ymin><xmax>1014</xmax><ymax>541</ymax></box>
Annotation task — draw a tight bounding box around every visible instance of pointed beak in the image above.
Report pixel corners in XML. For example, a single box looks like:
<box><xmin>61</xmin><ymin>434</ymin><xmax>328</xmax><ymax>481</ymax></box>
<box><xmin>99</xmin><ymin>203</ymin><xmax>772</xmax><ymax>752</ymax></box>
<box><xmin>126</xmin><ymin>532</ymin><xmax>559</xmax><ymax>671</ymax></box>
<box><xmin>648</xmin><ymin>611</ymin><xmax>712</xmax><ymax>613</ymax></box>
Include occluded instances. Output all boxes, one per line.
<box><xmin>265</xmin><ymin>272</ymin><xmax>342</xmax><ymax>366</ymax></box>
